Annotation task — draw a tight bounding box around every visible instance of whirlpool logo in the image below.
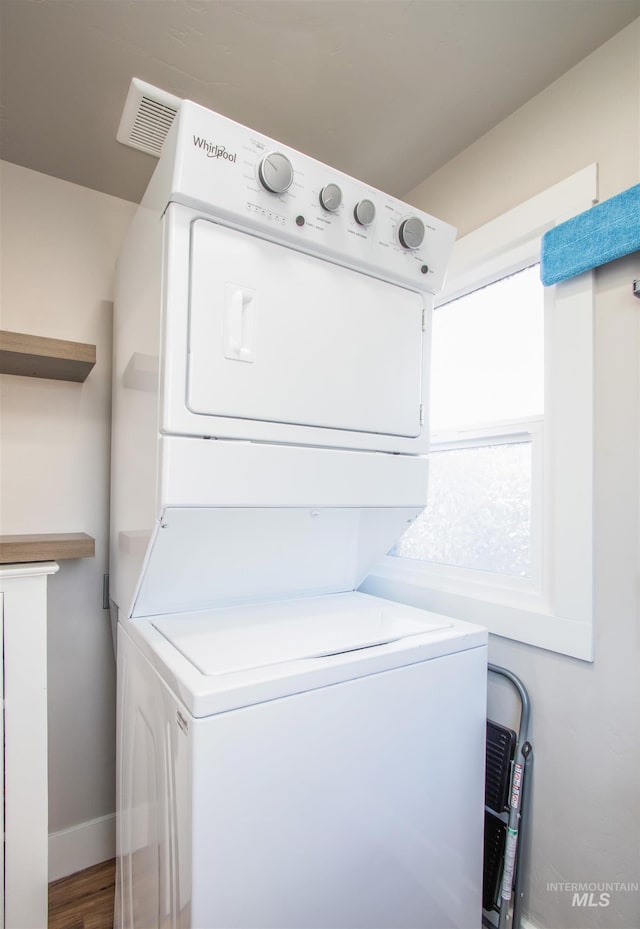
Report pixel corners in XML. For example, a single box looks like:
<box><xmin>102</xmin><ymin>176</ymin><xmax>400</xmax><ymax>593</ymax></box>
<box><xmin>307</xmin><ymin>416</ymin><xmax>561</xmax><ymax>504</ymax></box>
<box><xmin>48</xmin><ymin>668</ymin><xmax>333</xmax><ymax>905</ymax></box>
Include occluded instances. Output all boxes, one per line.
<box><xmin>193</xmin><ymin>135</ymin><xmax>237</xmax><ymax>162</ymax></box>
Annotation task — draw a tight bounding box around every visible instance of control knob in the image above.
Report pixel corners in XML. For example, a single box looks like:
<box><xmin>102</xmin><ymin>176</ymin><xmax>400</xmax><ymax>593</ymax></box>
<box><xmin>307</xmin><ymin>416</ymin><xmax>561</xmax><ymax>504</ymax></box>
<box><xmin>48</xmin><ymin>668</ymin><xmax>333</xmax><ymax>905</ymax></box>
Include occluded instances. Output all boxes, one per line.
<box><xmin>398</xmin><ymin>216</ymin><xmax>425</xmax><ymax>249</ymax></box>
<box><xmin>354</xmin><ymin>199</ymin><xmax>376</xmax><ymax>226</ymax></box>
<box><xmin>319</xmin><ymin>183</ymin><xmax>342</xmax><ymax>212</ymax></box>
<box><xmin>258</xmin><ymin>152</ymin><xmax>294</xmax><ymax>194</ymax></box>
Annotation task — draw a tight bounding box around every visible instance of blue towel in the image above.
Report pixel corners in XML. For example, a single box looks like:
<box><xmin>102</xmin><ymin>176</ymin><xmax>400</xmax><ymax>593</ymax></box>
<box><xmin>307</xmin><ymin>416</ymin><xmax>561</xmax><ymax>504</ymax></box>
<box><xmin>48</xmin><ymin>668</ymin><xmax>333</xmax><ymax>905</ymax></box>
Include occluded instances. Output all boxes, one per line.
<box><xmin>540</xmin><ymin>183</ymin><xmax>640</xmax><ymax>286</ymax></box>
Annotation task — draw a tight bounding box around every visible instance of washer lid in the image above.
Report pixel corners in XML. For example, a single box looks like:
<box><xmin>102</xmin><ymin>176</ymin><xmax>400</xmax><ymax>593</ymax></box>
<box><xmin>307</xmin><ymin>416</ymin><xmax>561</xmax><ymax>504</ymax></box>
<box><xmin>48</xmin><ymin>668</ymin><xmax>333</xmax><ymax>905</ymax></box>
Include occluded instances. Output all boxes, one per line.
<box><xmin>134</xmin><ymin>591</ymin><xmax>487</xmax><ymax>717</ymax></box>
<box><xmin>152</xmin><ymin>592</ymin><xmax>452</xmax><ymax>676</ymax></box>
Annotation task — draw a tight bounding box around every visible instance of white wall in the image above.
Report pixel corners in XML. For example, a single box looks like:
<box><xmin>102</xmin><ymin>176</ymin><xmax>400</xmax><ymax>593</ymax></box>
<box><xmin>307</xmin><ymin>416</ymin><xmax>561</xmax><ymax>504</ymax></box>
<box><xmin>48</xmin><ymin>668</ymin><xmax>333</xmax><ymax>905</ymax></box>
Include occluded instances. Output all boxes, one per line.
<box><xmin>408</xmin><ymin>19</ymin><xmax>640</xmax><ymax>237</ymax></box>
<box><xmin>0</xmin><ymin>161</ymin><xmax>135</xmax><ymax>878</ymax></box>
<box><xmin>368</xmin><ymin>20</ymin><xmax>640</xmax><ymax>929</ymax></box>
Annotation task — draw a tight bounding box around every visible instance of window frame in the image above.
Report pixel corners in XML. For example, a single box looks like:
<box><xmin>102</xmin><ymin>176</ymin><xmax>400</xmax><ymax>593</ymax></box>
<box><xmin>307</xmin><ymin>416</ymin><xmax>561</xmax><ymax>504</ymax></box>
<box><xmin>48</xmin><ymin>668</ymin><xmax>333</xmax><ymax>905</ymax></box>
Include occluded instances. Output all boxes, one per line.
<box><xmin>364</xmin><ymin>166</ymin><xmax>596</xmax><ymax>661</ymax></box>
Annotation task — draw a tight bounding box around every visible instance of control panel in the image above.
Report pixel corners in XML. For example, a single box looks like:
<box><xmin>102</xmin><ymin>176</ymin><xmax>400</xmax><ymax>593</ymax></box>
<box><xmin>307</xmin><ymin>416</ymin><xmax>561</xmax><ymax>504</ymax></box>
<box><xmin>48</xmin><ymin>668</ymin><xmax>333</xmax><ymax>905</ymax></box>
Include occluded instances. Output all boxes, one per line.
<box><xmin>157</xmin><ymin>101</ymin><xmax>457</xmax><ymax>293</ymax></box>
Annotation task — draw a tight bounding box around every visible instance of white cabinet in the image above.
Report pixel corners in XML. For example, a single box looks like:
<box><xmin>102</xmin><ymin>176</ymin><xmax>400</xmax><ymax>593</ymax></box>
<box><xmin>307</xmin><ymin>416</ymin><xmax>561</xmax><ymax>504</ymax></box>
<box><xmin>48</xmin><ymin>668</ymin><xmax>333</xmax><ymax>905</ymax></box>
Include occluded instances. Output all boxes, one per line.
<box><xmin>0</xmin><ymin>562</ymin><xmax>58</xmax><ymax>929</ymax></box>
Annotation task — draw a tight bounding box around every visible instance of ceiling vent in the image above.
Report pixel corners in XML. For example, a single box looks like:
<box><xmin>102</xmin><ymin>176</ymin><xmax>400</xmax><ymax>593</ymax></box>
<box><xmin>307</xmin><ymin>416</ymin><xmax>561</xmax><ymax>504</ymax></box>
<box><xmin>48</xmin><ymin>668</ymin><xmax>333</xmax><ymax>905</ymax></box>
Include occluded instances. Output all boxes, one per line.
<box><xmin>116</xmin><ymin>78</ymin><xmax>181</xmax><ymax>157</ymax></box>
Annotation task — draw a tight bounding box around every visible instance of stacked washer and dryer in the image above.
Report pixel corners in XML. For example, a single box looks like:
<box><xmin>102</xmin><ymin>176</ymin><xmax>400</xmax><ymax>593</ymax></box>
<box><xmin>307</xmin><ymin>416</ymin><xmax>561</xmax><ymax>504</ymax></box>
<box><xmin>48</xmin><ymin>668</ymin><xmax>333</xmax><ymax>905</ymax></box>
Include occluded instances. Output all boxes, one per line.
<box><xmin>110</xmin><ymin>101</ymin><xmax>487</xmax><ymax>929</ymax></box>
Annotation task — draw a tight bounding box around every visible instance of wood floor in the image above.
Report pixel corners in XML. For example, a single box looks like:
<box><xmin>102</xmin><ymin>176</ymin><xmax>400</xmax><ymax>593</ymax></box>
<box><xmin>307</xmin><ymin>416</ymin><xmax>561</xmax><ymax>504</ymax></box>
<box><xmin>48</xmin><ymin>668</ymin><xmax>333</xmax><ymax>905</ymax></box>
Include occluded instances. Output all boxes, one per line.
<box><xmin>48</xmin><ymin>858</ymin><xmax>116</xmax><ymax>929</ymax></box>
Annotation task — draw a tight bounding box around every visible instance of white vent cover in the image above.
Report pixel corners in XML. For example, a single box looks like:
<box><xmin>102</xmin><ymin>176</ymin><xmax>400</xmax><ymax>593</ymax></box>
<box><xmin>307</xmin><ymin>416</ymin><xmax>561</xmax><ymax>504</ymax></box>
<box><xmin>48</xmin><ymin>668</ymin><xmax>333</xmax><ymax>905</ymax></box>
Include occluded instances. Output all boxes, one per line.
<box><xmin>116</xmin><ymin>78</ymin><xmax>181</xmax><ymax>157</ymax></box>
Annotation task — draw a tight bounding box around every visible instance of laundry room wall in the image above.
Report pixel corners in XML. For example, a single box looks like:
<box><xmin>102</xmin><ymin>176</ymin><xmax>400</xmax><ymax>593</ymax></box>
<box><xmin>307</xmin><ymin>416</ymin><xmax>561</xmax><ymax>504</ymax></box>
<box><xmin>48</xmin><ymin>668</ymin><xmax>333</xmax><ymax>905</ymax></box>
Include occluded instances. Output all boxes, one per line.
<box><xmin>365</xmin><ymin>18</ymin><xmax>640</xmax><ymax>929</ymax></box>
<box><xmin>0</xmin><ymin>161</ymin><xmax>135</xmax><ymax>879</ymax></box>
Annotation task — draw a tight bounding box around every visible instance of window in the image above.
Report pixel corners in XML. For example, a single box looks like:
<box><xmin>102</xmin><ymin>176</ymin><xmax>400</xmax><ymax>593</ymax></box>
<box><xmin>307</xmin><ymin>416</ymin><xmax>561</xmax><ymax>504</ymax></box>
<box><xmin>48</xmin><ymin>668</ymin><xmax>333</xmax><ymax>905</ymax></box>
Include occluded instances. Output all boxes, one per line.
<box><xmin>392</xmin><ymin>264</ymin><xmax>544</xmax><ymax>584</ymax></box>
<box><xmin>364</xmin><ymin>167</ymin><xmax>596</xmax><ymax>660</ymax></box>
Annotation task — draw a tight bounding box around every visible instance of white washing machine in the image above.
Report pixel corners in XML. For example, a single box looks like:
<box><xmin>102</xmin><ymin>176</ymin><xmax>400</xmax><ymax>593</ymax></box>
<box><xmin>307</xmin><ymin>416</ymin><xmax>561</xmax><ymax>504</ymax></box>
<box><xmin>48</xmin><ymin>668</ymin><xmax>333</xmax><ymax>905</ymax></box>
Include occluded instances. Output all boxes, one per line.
<box><xmin>110</xmin><ymin>100</ymin><xmax>487</xmax><ymax>929</ymax></box>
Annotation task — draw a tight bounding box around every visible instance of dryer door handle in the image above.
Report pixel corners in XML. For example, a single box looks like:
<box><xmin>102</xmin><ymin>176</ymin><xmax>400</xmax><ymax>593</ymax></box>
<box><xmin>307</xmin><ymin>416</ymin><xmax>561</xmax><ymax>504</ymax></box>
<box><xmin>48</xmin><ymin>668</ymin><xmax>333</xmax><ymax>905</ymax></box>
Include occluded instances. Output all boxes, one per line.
<box><xmin>223</xmin><ymin>284</ymin><xmax>256</xmax><ymax>363</ymax></box>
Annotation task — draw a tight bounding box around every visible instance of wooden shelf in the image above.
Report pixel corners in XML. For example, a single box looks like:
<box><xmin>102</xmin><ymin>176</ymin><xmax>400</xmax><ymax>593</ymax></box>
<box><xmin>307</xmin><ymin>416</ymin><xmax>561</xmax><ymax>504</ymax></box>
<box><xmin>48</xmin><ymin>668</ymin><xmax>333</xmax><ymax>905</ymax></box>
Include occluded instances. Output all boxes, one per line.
<box><xmin>0</xmin><ymin>533</ymin><xmax>95</xmax><ymax>564</ymax></box>
<box><xmin>0</xmin><ymin>330</ymin><xmax>96</xmax><ymax>382</ymax></box>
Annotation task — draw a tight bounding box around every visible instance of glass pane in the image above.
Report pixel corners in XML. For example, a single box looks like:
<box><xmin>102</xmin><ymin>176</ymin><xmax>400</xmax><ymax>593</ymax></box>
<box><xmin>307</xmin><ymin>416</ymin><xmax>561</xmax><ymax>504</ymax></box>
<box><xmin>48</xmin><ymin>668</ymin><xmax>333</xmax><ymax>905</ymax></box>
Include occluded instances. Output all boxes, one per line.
<box><xmin>390</xmin><ymin>442</ymin><xmax>532</xmax><ymax>577</ymax></box>
<box><xmin>431</xmin><ymin>265</ymin><xmax>544</xmax><ymax>431</ymax></box>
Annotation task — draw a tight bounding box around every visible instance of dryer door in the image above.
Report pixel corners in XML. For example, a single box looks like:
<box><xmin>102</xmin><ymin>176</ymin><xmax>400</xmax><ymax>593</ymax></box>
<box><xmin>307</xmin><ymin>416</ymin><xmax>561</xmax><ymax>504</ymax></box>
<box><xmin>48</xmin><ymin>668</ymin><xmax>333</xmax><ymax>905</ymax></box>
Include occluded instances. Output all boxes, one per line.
<box><xmin>187</xmin><ymin>220</ymin><xmax>424</xmax><ymax>438</ymax></box>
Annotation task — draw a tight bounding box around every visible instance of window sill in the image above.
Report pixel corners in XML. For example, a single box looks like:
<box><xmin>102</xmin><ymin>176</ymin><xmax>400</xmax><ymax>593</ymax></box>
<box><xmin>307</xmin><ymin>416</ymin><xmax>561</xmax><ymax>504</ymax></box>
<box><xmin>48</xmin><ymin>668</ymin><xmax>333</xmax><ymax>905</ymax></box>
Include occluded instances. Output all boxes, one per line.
<box><xmin>361</xmin><ymin>558</ymin><xmax>594</xmax><ymax>661</ymax></box>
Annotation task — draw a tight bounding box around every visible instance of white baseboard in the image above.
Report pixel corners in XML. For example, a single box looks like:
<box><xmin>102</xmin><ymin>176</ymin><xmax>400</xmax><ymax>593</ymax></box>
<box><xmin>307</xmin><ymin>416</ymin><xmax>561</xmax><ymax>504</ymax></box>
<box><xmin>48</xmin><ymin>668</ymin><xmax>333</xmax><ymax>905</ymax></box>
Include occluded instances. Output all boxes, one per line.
<box><xmin>48</xmin><ymin>812</ymin><xmax>115</xmax><ymax>882</ymax></box>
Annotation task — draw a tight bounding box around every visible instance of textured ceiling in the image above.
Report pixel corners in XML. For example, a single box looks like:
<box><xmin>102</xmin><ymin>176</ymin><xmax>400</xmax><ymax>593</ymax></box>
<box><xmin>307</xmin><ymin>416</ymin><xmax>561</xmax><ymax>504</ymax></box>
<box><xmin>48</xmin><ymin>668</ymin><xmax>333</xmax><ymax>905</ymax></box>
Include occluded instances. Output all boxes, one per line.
<box><xmin>1</xmin><ymin>1</ymin><xmax>638</xmax><ymax>203</ymax></box>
